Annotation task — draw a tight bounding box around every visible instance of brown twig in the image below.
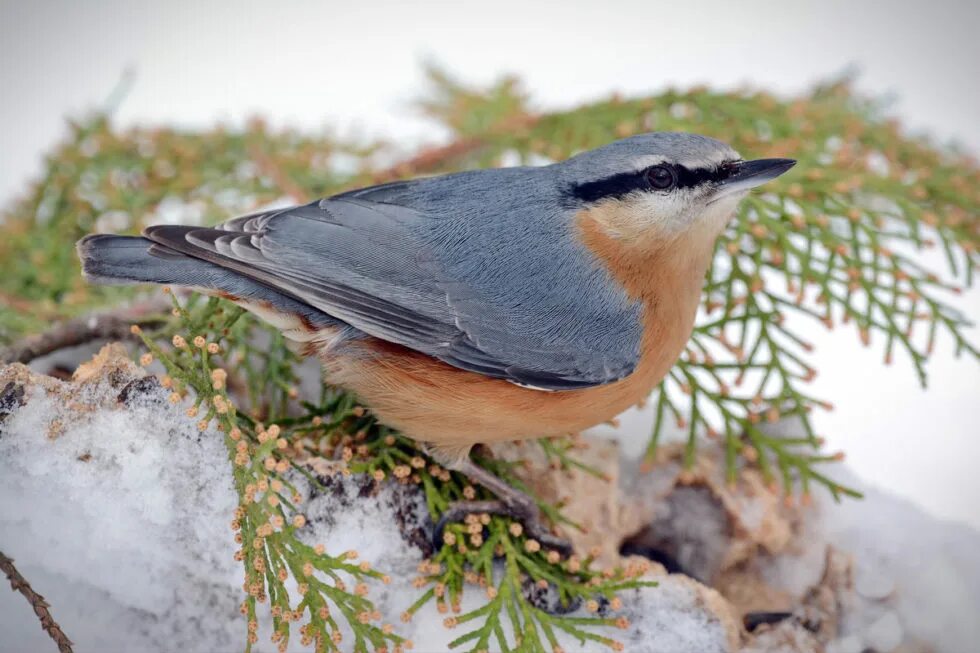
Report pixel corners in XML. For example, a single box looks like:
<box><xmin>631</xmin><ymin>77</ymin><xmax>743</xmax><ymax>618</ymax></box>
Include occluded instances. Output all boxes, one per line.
<box><xmin>247</xmin><ymin>113</ymin><xmax>541</xmax><ymax>204</ymax></box>
<box><xmin>369</xmin><ymin>137</ymin><xmax>487</xmax><ymax>184</ymax></box>
<box><xmin>0</xmin><ymin>291</ymin><xmax>41</xmax><ymax>314</ymax></box>
<box><xmin>247</xmin><ymin>143</ymin><xmax>310</xmax><ymax>203</ymax></box>
<box><xmin>0</xmin><ymin>297</ymin><xmax>172</xmax><ymax>365</ymax></box>
<box><xmin>0</xmin><ymin>550</ymin><xmax>74</xmax><ymax>653</ymax></box>
<box><xmin>247</xmin><ymin>136</ymin><xmax>486</xmax><ymax>204</ymax></box>
<box><xmin>370</xmin><ymin>114</ymin><xmax>541</xmax><ymax>184</ymax></box>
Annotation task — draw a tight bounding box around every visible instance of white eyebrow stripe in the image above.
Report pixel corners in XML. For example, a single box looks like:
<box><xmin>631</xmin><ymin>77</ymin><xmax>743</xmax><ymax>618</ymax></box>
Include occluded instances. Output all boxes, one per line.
<box><xmin>626</xmin><ymin>155</ymin><xmax>670</xmax><ymax>172</ymax></box>
<box><xmin>626</xmin><ymin>149</ymin><xmax>740</xmax><ymax>173</ymax></box>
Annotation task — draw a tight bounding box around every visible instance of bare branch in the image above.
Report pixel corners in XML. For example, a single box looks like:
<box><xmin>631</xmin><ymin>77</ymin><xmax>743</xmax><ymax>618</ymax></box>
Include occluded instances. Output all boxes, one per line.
<box><xmin>370</xmin><ymin>115</ymin><xmax>540</xmax><ymax>184</ymax></box>
<box><xmin>247</xmin><ymin>142</ymin><xmax>310</xmax><ymax>203</ymax></box>
<box><xmin>0</xmin><ymin>297</ymin><xmax>172</xmax><ymax>365</ymax></box>
<box><xmin>370</xmin><ymin>137</ymin><xmax>486</xmax><ymax>183</ymax></box>
<box><xmin>0</xmin><ymin>550</ymin><xmax>74</xmax><ymax>653</ymax></box>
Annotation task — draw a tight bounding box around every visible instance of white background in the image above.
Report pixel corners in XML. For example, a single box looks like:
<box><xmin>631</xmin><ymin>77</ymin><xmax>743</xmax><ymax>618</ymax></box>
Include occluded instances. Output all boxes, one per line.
<box><xmin>1</xmin><ymin>0</ymin><xmax>978</xmax><ymax>528</ymax></box>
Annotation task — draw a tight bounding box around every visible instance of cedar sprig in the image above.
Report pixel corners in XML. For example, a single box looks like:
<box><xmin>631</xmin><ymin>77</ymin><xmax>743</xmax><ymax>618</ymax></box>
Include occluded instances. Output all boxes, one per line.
<box><xmin>136</xmin><ymin>291</ymin><xmax>406</xmax><ymax>653</ymax></box>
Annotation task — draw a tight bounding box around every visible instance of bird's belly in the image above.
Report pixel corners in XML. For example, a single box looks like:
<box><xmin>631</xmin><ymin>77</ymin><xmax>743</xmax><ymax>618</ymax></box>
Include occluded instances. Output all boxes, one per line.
<box><xmin>317</xmin><ymin>328</ymin><xmax>687</xmax><ymax>454</ymax></box>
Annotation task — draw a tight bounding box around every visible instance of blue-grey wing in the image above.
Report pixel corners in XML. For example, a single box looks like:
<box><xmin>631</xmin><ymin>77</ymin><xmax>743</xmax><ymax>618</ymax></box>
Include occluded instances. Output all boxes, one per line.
<box><xmin>143</xmin><ymin>172</ymin><xmax>643</xmax><ymax>389</ymax></box>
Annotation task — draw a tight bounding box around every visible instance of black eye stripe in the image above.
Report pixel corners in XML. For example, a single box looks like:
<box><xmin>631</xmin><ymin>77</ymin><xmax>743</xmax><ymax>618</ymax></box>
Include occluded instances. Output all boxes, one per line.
<box><xmin>566</xmin><ymin>171</ymin><xmax>650</xmax><ymax>204</ymax></box>
<box><xmin>567</xmin><ymin>162</ymin><xmax>737</xmax><ymax>204</ymax></box>
<box><xmin>673</xmin><ymin>163</ymin><xmax>735</xmax><ymax>188</ymax></box>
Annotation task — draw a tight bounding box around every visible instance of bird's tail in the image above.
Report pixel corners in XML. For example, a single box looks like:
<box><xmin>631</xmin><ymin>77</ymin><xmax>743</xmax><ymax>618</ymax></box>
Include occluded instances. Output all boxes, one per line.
<box><xmin>78</xmin><ymin>234</ymin><xmax>210</xmax><ymax>286</ymax></box>
<box><xmin>76</xmin><ymin>234</ymin><xmax>340</xmax><ymax>332</ymax></box>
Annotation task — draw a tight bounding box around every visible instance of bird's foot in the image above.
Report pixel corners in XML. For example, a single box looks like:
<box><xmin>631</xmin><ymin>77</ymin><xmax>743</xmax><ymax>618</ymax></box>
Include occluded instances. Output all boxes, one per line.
<box><xmin>430</xmin><ymin>460</ymin><xmax>573</xmax><ymax>557</ymax></box>
<box><xmin>433</xmin><ymin>498</ymin><xmax>572</xmax><ymax>557</ymax></box>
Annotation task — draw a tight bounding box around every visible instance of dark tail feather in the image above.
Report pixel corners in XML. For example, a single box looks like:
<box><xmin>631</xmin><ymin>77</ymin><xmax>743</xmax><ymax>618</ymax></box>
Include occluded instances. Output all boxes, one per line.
<box><xmin>78</xmin><ymin>234</ymin><xmax>204</xmax><ymax>286</ymax></box>
<box><xmin>76</xmin><ymin>234</ymin><xmax>340</xmax><ymax>329</ymax></box>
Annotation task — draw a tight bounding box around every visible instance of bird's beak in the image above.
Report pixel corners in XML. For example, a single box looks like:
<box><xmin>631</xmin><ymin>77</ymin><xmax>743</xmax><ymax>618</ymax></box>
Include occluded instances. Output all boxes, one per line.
<box><xmin>708</xmin><ymin>158</ymin><xmax>796</xmax><ymax>203</ymax></box>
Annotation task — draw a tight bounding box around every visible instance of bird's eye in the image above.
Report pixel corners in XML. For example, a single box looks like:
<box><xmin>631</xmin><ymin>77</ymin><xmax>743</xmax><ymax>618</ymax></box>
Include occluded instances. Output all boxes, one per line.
<box><xmin>645</xmin><ymin>165</ymin><xmax>676</xmax><ymax>190</ymax></box>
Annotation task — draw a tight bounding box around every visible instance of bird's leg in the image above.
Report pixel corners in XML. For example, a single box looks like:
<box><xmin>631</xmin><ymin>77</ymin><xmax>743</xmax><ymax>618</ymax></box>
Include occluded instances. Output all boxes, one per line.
<box><xmin>432</xmin><ymin>456</ymin><xmax>572</xmax><ymax>557</ymax></box>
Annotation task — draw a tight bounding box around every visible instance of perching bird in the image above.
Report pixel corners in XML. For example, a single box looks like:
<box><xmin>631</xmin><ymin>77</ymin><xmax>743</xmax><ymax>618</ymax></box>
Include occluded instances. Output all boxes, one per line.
<box><xmin>78</xmin><ymin>132</ymin><xmax>794</xmax><ymax>553</ymax></box>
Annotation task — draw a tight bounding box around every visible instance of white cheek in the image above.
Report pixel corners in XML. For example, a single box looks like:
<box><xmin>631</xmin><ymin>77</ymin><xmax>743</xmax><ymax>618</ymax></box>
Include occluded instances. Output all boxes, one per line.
<box><xmin>700</xmin><ymin>193</ymin><xmax>743</xmax><ymax>230</ymax></box>
<box><xmin>611</xmin><ymin>189</ymin><xmax>743</xmax><ymax>240</ymax></box>
<box><xmin>626</xmin><ymin>191</ymin><xmax>701</xmax><ymax>234</ymax></box>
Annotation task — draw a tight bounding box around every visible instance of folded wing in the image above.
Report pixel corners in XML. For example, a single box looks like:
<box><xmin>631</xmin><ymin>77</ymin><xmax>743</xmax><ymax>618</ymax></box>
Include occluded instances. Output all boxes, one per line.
<box><xmin>144</xmin><ymin>182</ymin><xmax>642</xmax><ymax>390</ymax></box>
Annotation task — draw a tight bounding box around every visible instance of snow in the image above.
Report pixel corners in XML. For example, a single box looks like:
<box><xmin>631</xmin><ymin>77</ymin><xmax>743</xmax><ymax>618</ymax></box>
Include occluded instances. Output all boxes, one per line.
<box><xmin>0</xmin><ymin>349</ymin><xmax>242</xmax><ymax>651</ymax></box>
<box><xmin>2</xmin><ymin>348</ymin><xmax>980</xmax><ymax>653</ymax></box>
<box><xmin>617</xmin><ymin>578</ymin><xmax>737</xmax><ymax>653</ymax></box>
<box><xmin>805</xmin><ymin>469</ymin><xmax>980</xmax><ymax>653</ymax></box>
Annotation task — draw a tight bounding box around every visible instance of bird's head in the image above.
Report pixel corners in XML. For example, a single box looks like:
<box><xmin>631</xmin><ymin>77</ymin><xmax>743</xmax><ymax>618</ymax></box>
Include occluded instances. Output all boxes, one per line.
<box><xmin>557</xmin><ymin>132</ymin><xmax>795</xmax><ymax>243</ymax></box>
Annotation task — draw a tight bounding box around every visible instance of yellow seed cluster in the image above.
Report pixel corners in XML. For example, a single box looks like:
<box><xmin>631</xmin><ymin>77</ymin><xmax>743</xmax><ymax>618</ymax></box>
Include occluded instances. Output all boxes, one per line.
<box><xmin>210</xmin><ymin>368</ymin><xmax>227</xmax><ymax>389</ymax></box>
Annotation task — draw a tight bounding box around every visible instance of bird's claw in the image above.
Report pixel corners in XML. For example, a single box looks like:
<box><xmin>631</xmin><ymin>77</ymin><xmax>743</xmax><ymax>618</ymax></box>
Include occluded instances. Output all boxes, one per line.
<box><xmin>432</xmin><ymin>499</ymin><xmax>572</xmax><ymax>558</ymax></box>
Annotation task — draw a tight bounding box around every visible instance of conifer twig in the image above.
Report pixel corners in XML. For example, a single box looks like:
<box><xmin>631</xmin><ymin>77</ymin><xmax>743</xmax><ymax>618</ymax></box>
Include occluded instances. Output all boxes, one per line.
<box><xmin>0</xmin><ymin>550</ymin><xmax>74</xmax><ymax>653</ymax></box>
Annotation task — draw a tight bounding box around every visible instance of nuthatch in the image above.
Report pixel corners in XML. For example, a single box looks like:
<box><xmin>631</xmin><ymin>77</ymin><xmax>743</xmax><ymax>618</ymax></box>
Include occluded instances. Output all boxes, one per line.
<box><xmin>78</xmin><ymin>132</ymin><xmax>794</xmax><ymax>552</ymax></box>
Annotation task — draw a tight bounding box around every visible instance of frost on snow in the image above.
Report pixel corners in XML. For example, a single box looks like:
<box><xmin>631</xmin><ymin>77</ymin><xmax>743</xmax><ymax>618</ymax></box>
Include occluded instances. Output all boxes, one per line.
<box><xmin>1</xmin><ymin>346</ymin><xmax>979</xmax><ymax>653</ymax></box>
